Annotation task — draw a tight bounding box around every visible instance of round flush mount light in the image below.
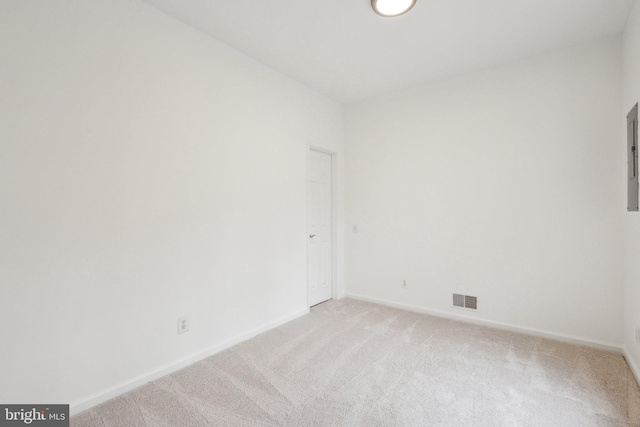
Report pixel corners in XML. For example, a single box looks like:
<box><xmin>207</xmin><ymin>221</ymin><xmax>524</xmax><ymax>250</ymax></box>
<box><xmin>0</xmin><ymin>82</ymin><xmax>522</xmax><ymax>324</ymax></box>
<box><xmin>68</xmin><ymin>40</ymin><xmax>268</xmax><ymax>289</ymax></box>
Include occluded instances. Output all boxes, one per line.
<box><xmin>371</xmin><ymin>0</ymin><xmax>416</xmax><ymax>17</ymax></box>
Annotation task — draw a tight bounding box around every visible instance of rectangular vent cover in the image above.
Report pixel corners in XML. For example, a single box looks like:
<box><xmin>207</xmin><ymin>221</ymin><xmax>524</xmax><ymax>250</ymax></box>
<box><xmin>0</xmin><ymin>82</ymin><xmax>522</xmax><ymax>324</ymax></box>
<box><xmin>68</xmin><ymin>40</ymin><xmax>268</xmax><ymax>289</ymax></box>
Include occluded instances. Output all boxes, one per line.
<box><xmin>453</xmin><ymin>293</ymin><xmax>478</xmax><ymax>310</ymax></box>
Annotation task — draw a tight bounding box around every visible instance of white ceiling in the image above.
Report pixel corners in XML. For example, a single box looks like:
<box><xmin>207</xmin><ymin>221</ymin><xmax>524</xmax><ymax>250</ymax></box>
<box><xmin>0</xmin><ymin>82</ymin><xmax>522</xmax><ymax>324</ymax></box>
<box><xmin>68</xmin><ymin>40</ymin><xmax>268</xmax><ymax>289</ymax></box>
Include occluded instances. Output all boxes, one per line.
<box><xmin>140</xmin><ymin>0</ymin><xmax>634</xmax><ymax>104</ymax></box>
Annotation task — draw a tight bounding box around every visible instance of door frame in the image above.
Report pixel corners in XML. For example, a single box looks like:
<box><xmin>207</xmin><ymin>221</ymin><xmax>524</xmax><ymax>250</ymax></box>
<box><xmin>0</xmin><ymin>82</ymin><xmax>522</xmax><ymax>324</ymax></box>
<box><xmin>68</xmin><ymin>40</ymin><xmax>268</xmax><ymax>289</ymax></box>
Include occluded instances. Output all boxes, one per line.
<box><xmin>307</xmin><ymin>145</ymin><xmax>337</xmax><ymax>308</ymax></box>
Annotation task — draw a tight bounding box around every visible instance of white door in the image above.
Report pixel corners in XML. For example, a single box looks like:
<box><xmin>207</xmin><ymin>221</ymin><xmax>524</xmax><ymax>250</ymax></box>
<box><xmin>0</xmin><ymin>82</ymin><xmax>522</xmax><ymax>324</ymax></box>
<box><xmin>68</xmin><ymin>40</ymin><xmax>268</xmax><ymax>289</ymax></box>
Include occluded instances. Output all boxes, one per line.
<box><xmin>308</xmin><ymin>149</ymin><xmax>333</xmax><ymax>307</ymax></box>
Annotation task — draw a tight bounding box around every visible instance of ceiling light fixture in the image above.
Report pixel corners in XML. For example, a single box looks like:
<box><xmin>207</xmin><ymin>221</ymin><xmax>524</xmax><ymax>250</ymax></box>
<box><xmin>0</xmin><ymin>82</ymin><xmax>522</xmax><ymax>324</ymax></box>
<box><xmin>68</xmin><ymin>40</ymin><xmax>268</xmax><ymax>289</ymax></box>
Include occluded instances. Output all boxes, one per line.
<box><xmin>371</xmin><ymin>0</ymin><xmax>416</xmax><ymax>17</ymax></box>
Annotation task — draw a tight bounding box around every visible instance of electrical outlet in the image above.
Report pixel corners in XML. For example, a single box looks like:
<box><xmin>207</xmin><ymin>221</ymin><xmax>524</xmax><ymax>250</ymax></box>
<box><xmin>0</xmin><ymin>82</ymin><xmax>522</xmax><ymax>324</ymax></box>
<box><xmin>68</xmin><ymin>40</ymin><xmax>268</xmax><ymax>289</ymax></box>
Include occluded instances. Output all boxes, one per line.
<box><xmin>177</xmin><ymin>316</ymin><xmax>189</xmax><ymax>334</ymax></box>
<box><xmin>636</xmin><ymin>326</ymin><xmax>640</xmax><ymax>343</ymax></box>
<box><xmin>401</xmin><ymin>280</ymin><xmax>407</xmax><ymax>289</ymax></box>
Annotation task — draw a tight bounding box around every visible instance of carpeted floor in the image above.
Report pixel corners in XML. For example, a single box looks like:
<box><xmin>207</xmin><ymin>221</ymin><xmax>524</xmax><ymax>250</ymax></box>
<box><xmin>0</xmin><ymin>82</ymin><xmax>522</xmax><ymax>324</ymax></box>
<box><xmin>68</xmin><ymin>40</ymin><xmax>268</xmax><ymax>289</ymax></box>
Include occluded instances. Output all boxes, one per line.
<box><xmin>72</xmin><ymin>298</ymin><xmax>640</xmax><ymax>426</ymax></box>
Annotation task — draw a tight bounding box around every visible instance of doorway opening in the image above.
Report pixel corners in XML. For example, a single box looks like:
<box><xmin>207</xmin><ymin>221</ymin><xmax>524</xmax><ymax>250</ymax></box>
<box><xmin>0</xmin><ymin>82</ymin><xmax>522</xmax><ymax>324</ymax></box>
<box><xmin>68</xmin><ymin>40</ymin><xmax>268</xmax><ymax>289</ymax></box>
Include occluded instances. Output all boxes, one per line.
<box><xmin>307</xmin><ymin>148</ymin><xmax>334</xmax><ymax>307</ymax></box>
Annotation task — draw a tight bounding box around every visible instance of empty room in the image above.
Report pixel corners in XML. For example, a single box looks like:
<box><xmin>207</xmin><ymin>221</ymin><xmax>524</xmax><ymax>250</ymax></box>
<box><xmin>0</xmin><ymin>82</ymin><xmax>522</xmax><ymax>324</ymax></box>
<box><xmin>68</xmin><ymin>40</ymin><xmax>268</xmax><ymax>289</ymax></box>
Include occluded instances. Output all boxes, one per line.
<box><xmin>2</xmin><ymin>0</ymin><xmax>640</xmax><ymax>425</ymax></box>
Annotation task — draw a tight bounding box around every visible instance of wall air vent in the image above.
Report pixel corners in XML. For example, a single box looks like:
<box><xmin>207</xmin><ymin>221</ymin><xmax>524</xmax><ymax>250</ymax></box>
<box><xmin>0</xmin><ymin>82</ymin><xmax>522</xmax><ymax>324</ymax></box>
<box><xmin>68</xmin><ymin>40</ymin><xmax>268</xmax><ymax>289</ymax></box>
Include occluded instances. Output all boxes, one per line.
<box><xmin>452</xmin><ymin>293</ymin><xmax>478</xmax><ymax>311</ymax></box>
<box><xmin>453</xmin><ymin>293</ymin><xmax>464</xmax><ymax>308</ymax></box>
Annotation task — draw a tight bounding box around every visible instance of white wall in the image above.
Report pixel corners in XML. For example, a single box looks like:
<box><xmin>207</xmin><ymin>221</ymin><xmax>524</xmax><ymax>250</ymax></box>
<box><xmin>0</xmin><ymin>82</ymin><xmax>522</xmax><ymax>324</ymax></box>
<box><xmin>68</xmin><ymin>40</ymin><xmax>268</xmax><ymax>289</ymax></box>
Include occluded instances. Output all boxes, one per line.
<box><xmin>0</xmin><ymin>0</ymin><xmax>343</xmax><ymax>410</ymax></box>
<box><xmin>623</xmin><ymin>0</ymin><xmax>640</xmax><ymax>380</ymax></box>
<box><xmin>345</xmin><ymin>38</ymin><xmax>624</xmax><ymax>347</ymax></box>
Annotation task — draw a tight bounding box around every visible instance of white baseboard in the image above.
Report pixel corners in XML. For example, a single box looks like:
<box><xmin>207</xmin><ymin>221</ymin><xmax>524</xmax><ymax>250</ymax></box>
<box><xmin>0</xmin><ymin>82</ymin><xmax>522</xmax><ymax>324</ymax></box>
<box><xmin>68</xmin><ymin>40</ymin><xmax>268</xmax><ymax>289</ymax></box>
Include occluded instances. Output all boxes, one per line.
<box><xmin>624</xmin><ymin>346</ymin><xmax>640</xmax><ymax>388</ymax></box>
<box><xmin>69</xmin><ymin>307</ymin><xmax>309</xmax><ymax>416</ymax></box>
<box><xmin>345</xmin><ymin>293</ymin><xmax>623</xmax><ymax>354</ymax></box>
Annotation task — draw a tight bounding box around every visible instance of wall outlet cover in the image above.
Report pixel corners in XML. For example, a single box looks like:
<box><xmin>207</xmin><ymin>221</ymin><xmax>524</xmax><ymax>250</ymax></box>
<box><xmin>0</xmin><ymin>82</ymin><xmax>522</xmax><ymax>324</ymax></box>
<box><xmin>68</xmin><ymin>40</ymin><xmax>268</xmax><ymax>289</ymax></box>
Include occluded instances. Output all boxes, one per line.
<box><xmin>178</xmin><ymin>316</ymin><xmax>189</xmax><ymax>334</ymax></box>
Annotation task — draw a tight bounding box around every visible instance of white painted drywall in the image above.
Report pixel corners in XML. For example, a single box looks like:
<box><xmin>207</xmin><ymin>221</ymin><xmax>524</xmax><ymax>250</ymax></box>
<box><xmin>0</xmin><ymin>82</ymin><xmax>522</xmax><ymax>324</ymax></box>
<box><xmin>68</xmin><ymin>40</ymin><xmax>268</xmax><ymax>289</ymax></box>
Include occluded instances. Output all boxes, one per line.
<box><xmin>345</xmin><ymin>38</ymin><xmax>625</xmax><ymax>346</ymax></box>
<box><xmin>623</xmin><ymin>0</ymin><xmax>640</xmax><ymax>380</ymax></box>
<box><xmin>0</xmin><ymin>0</ymin><xmax>343</xmax><ymax>409</ymax></box>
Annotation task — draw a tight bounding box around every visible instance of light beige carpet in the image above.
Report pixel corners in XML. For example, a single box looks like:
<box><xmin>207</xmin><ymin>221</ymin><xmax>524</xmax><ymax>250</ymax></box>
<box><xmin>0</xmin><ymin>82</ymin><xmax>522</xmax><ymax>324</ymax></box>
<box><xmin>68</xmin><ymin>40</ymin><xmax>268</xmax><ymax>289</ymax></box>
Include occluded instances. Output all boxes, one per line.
<box><xmin>72</xmin><ymin>298</ymin><xmax>640</xmax><ymax>426</ymax></box>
